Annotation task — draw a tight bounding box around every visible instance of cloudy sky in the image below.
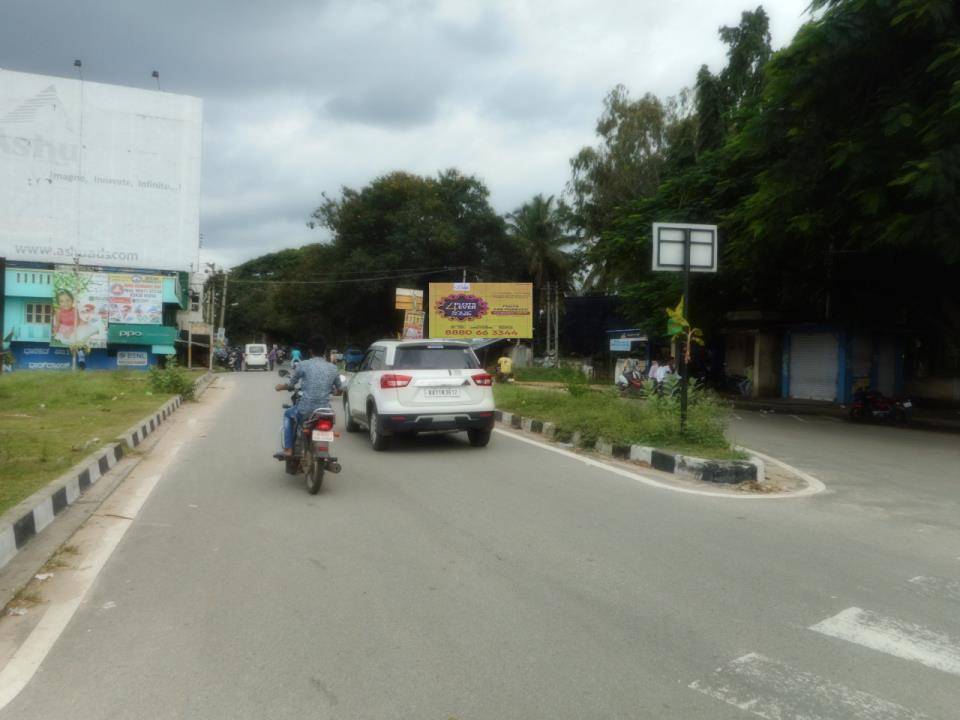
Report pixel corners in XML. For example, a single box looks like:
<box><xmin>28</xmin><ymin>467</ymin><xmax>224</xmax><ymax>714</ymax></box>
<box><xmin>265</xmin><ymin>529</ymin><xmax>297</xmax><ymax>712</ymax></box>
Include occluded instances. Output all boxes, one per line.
<box><xmin>2</xmin><ymin>0</ymin><xmax>810</xmax><ymax>268</ymax></box>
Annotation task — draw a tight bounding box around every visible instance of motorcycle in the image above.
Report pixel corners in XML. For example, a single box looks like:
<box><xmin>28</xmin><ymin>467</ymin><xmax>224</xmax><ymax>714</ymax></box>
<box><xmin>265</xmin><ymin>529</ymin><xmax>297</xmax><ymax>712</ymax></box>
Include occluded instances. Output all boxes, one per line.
<box><xmin>275</xmin><ymin>369</ymin><xmax>342</xmax><ymax>494</ymax></box>
<box><xmin>849</xmin><ymin>388</ymin><xmax>912</xmax><ymax>424</ymax></box>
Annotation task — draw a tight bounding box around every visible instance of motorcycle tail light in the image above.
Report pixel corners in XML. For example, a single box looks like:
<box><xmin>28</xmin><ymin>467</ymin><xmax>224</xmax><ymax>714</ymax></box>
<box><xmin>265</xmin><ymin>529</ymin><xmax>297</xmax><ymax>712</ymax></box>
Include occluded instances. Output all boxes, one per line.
<box><xmin>316</xmin><ymin>418</ymin><xmax>334</xmax><ymax>431</ymax></box>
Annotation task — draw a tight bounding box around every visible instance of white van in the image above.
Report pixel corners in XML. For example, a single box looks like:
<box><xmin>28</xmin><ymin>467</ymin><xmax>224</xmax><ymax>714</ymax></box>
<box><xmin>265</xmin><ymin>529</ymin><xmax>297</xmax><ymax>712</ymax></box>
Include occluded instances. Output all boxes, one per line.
<box><xmin>243</xmin><ymin>344</ymin><xmax>268</xmax><ymax>371</ymax></box>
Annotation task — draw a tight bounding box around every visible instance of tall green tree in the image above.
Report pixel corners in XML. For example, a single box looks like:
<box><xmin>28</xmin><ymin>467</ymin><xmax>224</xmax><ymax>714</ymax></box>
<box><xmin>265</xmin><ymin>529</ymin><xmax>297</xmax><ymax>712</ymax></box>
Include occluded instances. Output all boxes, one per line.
<box><xmin>567</xmin><ymin>88</ymin><xmax>671</xmax><ymax>269</ymax></box>
<box><xmin>226</xmin><ymin>169</ymin><xmax>521</xmax><ymax>347</ymax></box>
<box><xmin>506</xmin><ymin>194</ymin><xmax>573</xmax><ymax>290</ymax></box>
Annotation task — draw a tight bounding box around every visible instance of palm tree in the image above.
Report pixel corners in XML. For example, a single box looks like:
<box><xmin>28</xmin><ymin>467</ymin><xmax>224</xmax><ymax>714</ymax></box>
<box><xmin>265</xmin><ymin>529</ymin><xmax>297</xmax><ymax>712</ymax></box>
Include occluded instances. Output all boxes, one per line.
<box><xmin>507</xmin><ymin>195</ymin><xmax>573</xmax><ymax>357</ymax></box>
<box><xmin>506</xmin><ymin>194</ymin><xmax>572</xmax><ymax>290</ymax></box>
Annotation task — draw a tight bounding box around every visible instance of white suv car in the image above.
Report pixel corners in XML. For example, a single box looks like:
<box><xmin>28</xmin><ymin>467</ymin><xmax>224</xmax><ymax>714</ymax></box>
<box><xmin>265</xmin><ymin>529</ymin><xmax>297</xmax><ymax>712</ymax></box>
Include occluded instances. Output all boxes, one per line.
<box><xmin>344</xmin><ymin>340</ymin><xmax>495</xmax><ymax>450</ymax></box>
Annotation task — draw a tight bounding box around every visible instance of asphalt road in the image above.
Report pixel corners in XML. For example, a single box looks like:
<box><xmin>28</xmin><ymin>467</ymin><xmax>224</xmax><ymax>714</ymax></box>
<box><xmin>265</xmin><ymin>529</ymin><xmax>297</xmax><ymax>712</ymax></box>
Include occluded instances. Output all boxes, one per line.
<box><xmin>2</xmin><ymin>373</ymin><xmax>959</xmax><ymax>719</ymax></box>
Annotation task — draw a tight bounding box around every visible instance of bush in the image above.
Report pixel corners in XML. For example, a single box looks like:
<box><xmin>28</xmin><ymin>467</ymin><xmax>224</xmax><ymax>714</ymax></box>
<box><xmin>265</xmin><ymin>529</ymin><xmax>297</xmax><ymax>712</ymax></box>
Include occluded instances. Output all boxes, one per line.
<box><xmin>493</xmin><ymin>381</ymin><xmax>738</xmax><ymax>459</ymax></box>
<box><xmin>148</xmin><ymin>360</ymin><xmax>195</xmax><ymax>401</ymax></box>
<box><xmin>564</xmin><ymin>370</ymin><xmax>590</xmax><ymax>398</ymax></box>
<box><xmin>513</xmin><ymin>366</ymin><xmax>582</xmax><ymax>383</ymax></box>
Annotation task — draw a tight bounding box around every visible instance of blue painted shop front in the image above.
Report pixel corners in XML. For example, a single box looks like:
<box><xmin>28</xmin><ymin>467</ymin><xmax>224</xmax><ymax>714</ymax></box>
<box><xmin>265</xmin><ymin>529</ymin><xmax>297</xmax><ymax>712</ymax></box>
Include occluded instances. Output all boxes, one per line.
<box><xmin>11</xmin><ymin>343</ymin><xmax>162</xmax><ymax>371</ymax></box>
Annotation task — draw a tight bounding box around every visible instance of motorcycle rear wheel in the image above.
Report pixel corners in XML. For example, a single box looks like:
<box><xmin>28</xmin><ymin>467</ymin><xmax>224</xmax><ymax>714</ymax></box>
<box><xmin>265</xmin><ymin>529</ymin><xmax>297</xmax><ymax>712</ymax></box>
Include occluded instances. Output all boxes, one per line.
<box><xmin>305</xmin><ymin>456</ymin><xmax>324</xmax><ymax>494</ymax></box>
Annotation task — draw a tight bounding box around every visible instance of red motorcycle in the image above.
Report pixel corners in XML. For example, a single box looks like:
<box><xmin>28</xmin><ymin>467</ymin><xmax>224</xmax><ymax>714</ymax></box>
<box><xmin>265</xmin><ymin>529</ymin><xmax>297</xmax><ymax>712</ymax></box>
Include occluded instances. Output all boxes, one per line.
<box><xmin>849</xmin><ymin>389</ymin><xmax>912</xmax><ymax>424</ymax></box>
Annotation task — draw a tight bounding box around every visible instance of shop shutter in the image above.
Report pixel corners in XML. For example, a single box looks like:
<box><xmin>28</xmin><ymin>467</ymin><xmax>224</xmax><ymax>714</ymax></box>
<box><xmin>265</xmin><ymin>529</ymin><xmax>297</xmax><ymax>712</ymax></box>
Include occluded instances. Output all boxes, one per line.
<box><xmin>790</xmin><ymin>332</ymin><xmax>838</xmax><ymax>401</ymax></box>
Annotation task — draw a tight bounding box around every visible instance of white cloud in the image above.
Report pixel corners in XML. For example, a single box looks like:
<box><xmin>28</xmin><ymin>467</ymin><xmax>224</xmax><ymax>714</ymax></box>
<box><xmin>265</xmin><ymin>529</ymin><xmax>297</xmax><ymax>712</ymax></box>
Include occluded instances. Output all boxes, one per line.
<box><xmin>1</xmin><ymin>0</ymin><xmax>811</xmax><ymax>268</ymax></box>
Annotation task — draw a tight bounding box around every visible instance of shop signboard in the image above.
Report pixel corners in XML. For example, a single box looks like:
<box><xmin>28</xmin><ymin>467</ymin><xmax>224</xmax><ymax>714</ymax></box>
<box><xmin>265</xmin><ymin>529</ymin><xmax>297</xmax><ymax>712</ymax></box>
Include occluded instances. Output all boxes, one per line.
<box><xmin>117</xmin><ymin>350</ymin><xmax>149</xmax><ymax>367</ymax></box>
<box><xmin>395</xmin><ymin>288</ymin><xmax>424</xmax><ymax>311</ymax></box>
<box><xmin>428</xmin><ymin>283</ymin><xmax>533</xmax><ymax>339</ymax></box>
<box><xmin>14</xmin><ymin>344</ymin><xmax>72</xmax><ymax>370</ymax></box>
<box><xmin>107</xmin><ymin>324</ymin><xmax>177</xmax><ymax>345</ymax></box>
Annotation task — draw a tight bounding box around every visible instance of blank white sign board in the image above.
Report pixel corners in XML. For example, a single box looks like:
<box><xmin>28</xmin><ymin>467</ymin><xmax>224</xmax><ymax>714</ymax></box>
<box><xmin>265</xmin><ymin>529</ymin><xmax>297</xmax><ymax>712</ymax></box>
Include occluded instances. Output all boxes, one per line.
<box><xmin>651</xmin><ymin>223</ymin><xmax>718</xmax><ymax>272</ymax></box>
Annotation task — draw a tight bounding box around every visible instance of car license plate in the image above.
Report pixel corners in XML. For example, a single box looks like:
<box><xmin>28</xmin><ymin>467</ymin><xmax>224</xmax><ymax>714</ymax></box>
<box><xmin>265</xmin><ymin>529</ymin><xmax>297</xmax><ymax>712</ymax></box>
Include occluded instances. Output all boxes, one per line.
<box><xmin>312</xmin><ymin>430</ymin><xmax>335</xmax><ymax>442</ymax></box>
<box><xmin>425</xmin><ymin>387</ymin><xmax>460</xmax><ymax>398</ymax></box>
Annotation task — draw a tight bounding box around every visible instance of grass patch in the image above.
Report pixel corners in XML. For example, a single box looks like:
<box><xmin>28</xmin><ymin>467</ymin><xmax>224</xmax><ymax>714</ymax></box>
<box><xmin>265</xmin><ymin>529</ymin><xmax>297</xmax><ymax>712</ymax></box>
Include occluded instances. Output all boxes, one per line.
<box><xmin>8</xmin><ymin>587</ymin><xmax>42</xmax><ymax>610</ymax></box>
<box><xmin>494</xmin><ymin>381</ymin><xmax>744</xmax><ymax>460</ymax></box>
<box><xmin>43</xmin><ymin>543</ymin><xmax>80</xmax><ymax>571</ymax></box>
<box><xmin>0</xmin><ymin>370</ymin><xmax>181</xmax><ymax>514</ymax></box>
<box><xmin>513</xmin><ymin>366</ymin><xmax>584</xmax><ymax>383</ymax></box>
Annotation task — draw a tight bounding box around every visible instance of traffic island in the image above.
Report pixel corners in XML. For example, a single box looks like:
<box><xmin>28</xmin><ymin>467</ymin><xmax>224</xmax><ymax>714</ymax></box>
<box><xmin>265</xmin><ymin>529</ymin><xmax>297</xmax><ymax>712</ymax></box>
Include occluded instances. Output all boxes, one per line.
<box><xmin>496</xmin><ymin>410</ymin><xmax>764</xmax><ymax>485</ymax></box>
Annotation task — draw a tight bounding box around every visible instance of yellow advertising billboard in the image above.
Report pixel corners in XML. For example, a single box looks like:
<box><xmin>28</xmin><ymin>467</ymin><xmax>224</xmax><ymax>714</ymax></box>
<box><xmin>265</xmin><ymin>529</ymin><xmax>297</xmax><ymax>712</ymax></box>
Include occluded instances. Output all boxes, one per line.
<box><xmin>428</xmin><ymin>282</ymin><xmax>533</xmax><ymax>339</ymax></box>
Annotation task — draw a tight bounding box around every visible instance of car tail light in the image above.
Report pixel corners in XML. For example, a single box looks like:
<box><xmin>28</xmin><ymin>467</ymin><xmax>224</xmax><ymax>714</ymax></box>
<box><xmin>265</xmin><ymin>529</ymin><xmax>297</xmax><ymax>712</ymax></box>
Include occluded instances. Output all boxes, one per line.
<box><xmin>316</xmin><ymin>418</ymin><xmax>334</xmax><ymax>431</ymax></box>
<box><xmin>472</xmin><ymin>373</ymin><xmax>493</xmax><ymax>386</ymax></box>
<box><xmin>380</xmin><ymin>373</ymin><xmax>412</xmax><ymax>388</ymax></box>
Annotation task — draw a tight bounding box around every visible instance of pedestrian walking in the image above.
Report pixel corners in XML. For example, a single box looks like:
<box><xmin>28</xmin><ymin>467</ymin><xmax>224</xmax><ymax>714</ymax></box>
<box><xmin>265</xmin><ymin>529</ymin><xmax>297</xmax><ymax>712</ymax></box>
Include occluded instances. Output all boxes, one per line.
<box><xmin>268</xmin><ymin>344</ymin><xmax>278</xmax><ymax>371</ymax></box>
<box><xmin>76</xmin><ymin>348</ymin><xmax>86</xmax><ymax>370</ymax></box>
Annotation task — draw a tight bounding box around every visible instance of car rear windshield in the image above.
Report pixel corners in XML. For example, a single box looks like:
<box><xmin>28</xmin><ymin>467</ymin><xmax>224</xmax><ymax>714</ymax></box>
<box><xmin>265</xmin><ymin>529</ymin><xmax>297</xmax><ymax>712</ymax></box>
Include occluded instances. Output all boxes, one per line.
<box><xmin>391</xmin><ymin>345</ymin><xmax>480</xmax><ymax>370</ymax></box>
<box><xmin>246</xmin><ymin>345</ymin><xmax>266</xmax><ymax>354</ymax></box>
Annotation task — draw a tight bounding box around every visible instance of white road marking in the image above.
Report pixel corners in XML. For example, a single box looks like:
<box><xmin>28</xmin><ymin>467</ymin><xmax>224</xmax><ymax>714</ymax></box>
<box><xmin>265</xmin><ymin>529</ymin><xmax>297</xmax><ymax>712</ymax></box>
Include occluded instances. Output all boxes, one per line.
<box><xmin>790</xmin><ymin>414</ymin><xmax>807</xmax><ymax>422</ymax></box>
<box><xmin>810</xmin><ymin>607</ymin><xmax>960</xmax><ymax>677</ymax></box>
<box><xmin>493</xmin><ymin>429</ymin><xmax>825</xmax><ymax>499</ymax></box>
<box><xmin>733</xmin><ymin>414</ymin><xmax>743</xmax><ymax>420</ymax></box>
<box><xmin>908</xmin><ymin>575</ymin><xmax>960</xmax><ymax>604</ymax></box>
<box><xmin>0</xmin><ymin>462</ymin><xmax>171</xmax><ymax>710</ymax></box>
<box><xmin>689</xmin><ymin>652</ymin><xmax>927</xmax><ymax>720</ymax></box>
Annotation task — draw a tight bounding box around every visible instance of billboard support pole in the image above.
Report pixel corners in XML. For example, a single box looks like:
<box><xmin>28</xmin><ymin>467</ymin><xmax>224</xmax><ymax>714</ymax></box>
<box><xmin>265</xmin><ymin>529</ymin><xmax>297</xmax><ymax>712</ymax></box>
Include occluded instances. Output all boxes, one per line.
<box><xmin>679</xmin><ymin>230</ymin><xmax>690</xmax><ymax>433</ymax></box>
<box><xmin>555</xmin><ymin>282</ymin><xmax>560</xmax><ymax>363</ymax></box>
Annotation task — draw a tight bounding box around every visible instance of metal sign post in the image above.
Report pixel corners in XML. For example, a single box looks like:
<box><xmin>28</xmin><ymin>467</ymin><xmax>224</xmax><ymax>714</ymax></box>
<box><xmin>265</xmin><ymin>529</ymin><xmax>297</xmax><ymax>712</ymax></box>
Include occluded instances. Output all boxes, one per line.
<box><xmin>651</xmin><ymin>223</ymin><xmax>718</xmax><ymax>432</ymax></box>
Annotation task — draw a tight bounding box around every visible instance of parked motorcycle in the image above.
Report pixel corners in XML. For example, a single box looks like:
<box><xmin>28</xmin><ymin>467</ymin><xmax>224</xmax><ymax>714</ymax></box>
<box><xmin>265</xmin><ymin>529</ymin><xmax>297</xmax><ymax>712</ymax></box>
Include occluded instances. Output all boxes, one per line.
<box><xmin>275</xmin><ymin>369</ymin><xmax>342</xmax><ymax>494</ymax></box>
<box><xmin>849</xmin><ymin>388</ymin><xmax>912</xmax><ymax>424</ymax></box>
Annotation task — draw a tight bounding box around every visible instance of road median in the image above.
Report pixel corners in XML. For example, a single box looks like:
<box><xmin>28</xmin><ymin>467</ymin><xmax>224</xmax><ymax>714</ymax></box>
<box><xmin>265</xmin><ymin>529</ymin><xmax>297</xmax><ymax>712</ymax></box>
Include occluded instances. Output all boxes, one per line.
<box><xmin>0</xmin><ymin>371</ymin><xmax>213</xmax><ymax>572</ymax></box>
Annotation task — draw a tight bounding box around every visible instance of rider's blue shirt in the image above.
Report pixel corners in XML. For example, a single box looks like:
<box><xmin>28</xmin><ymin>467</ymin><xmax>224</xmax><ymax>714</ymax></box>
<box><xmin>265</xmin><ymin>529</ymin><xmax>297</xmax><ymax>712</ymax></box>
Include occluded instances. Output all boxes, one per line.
<box><xmin>290</xmin><ymin>357</ymin><xmax>341</xmax><ymax>416</ymax></box>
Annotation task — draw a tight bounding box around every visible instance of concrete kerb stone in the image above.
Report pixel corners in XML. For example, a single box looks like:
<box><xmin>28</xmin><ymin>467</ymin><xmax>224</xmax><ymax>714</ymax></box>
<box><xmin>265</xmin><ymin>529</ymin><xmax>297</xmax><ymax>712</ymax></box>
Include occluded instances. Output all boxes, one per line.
<box><xmin>596</xmin><ymin>438</ymin><xmax>614</xmax><ymax>456</ymax></box>
<box><xmin>495</xmin><ymin>412</ymin><xmax>764</xmax><ymax>486</ymax></box>
<box><xmin>193</xmin><ymin>371</ymin><xmax>215</xmax><ymax>398</ymax></box>
<box><xmin>0</xmin><ymin>394</ymin><xmax>184</xmax><ymax>572</ymax></box>
<box><xmin>629</xmin><ymin>445</ymin><xmax>653</xmax><ymax>465</ymax></box>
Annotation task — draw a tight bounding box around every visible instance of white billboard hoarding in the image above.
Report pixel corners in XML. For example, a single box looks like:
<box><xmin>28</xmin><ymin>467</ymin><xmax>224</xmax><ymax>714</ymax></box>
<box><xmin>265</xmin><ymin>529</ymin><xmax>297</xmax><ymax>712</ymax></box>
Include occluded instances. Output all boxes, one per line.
<box><xmin>0</xmin><ymin>69</ymin><xmax>202</xmax><ymax>272</ymax></box>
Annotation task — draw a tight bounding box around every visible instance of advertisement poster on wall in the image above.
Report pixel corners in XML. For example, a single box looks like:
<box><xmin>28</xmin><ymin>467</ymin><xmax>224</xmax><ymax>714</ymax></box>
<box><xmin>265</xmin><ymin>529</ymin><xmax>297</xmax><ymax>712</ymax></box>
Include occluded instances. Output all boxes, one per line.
<box><xmin>50</xmin><ymin>268</ymin><xmax>109</xmax><ymax>349</ymax></box>
<box><xmin>402</xmin><ymin>310</ymin><xmax>425</xmax><ymax>340</ymax></box>
<box><xmin>428</xmin><ymin>283</ymin><xmax>533</xmax><ymax>339</ymax></box>
<box><xmin>108</xmin><ymin>273</ymin><xmax>163</xmax><ymax>324</ymax></box>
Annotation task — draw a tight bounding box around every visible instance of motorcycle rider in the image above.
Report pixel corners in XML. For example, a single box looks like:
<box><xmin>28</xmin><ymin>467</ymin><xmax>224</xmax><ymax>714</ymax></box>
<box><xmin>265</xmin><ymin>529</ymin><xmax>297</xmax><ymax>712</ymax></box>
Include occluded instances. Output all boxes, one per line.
<box><xmin>274</xmin><ymin>338</ymin><xmax>342</xmax><ymax>459</ymax></box>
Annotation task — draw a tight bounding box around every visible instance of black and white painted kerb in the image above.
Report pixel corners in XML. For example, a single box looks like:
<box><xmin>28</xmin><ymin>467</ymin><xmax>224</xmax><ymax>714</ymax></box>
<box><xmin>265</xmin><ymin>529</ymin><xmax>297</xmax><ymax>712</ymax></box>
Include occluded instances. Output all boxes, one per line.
<box><xmin>0</xmin><ymin>395</ymin><xmax>183</xmax><ymax>571</ymax></box>
<box><xmin>496</xmin><ymin>410</ymin><xmax>764</xmax><ymax>485</ymax></box>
